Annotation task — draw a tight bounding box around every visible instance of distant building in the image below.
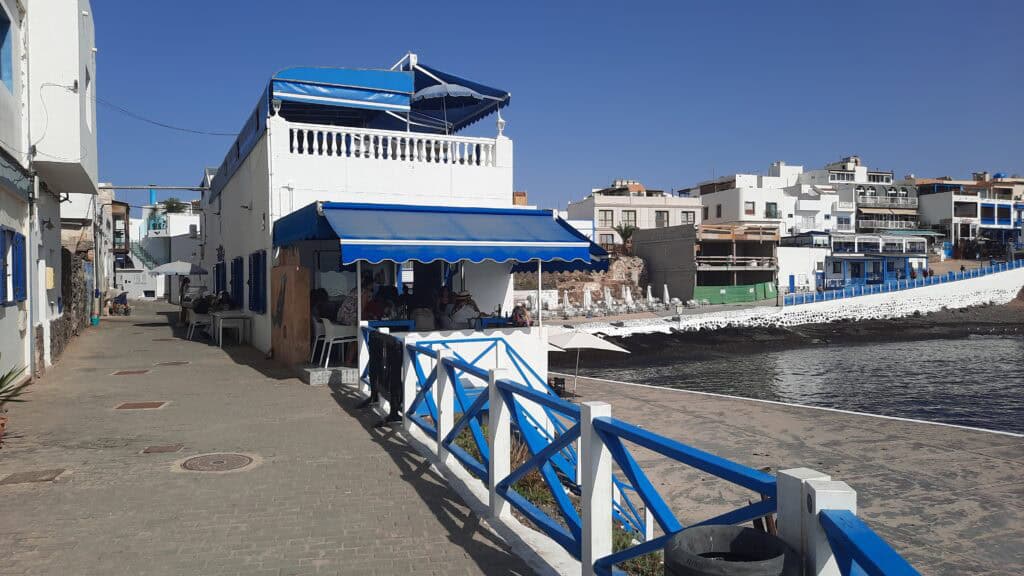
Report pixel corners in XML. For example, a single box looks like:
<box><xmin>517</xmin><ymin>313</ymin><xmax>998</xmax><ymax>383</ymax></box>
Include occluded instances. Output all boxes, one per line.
<box><xmin>512</xmin><ymin>191</ymin><xmax>528</xmax><ymax>206</ymax></box>
<box><xmin>916</xmin><ymin>172</ymin><xmax>1023</xmax><ymax>254</ymax></box>
<box><xmin>566</xmin><ymin>179</ymin><xmax>701</xmax><ymax>249</ymax></box>
<box><xmin>824</xmin><ymin>233</ymin><xmax>928</xmax><ymax>290</ymax></box>
<box><xmin>682</xmin><ymin>157</ymin><xmax>920</xmax><ymax>237</ymax></box>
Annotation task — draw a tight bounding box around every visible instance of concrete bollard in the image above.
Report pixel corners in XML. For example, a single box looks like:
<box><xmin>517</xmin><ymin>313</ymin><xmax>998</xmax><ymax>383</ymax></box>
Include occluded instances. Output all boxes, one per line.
<box><xmin>435</xmin><ymin>350</ymin><xmax>454</xmax><ymax>466</ymax></box>
<box><xmin>581</xmin><ymin>401</ymin><xmax>612</xmax><ymax>576</ymax></box>
<box><xmin>804</xmin><ymin>479</ymin><xmax>857</xmax><ymax>576</ymax></box>
<box><xmin>777</xmin><ymin>468</ymin><xmax>832</xmax><ymax>571</ymax></box>
<box><xmin>488</xmin><ymin>368</ymin><xmax>512</xmax><ymax>520</ymax></box>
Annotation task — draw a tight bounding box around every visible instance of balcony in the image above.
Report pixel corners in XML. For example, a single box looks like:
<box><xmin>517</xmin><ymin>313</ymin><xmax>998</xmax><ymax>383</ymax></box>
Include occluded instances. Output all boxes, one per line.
<box><xmin>835</xmin><ymin>222</ymin><xmax>855</xmax><ymax>232</ymax></box>
<box><xmin>856</xmin><ymin>195</ymin><xmax>918</xmax><ymax>208</ymax></box>
<box><xmin>269</xmin><ymin>117</ymin><xmax>513</xmax><ymax>211</ymax></box>
<box><xmin>836</xmin><ymin>201</ymin><xmax>856</xmax><ymax>211</ymax></box>
<box><xmin>696</xmin><ymin>255</ymin><xmax>777</xmax><ymax>270</ymax></box>
<box><xmin>858</xmin><ymin>220</ymin><xmax>918</xmax><ymax>230</ymax></box>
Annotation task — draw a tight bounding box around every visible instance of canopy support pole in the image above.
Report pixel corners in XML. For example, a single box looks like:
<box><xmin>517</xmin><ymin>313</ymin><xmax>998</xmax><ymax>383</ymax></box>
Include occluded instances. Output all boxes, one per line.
<box><xmin>356</xmin><ymin>261</ymin><xmax>362</xmax><ymax>327</ymax></box>
<box><xmin>536</xmin><ymin>260</ymin><xmax>542</xmax><ymax>333</ymax></box>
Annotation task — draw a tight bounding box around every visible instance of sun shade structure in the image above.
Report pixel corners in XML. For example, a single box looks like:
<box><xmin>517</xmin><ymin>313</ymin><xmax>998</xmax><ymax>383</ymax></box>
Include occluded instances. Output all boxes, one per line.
<box><xmin>273</xmin><ymin>202</ymin><xmax>608</xmax><ymax>267</ymax></box>
<box><xmin>148</xmin><ymin>261</ymin><xmax>208</xmax><ymax>276</ymax></box>
<box><xmin>548</xmin><ymin>329</ymin><xmax>630</xmax><ymax>391</ymax></box>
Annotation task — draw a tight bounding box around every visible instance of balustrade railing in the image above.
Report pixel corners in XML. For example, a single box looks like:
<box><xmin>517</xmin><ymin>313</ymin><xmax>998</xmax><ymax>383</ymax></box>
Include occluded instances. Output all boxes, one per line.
<box><xmin>355</xmin><ymin>323</ymin><xmax>917</xmax><ymax>575</ymax></box>
<box><xmin>287</xmin><ymin>124</ymin><xmax>497</xmax><ymax>167</ymax></box>
<box><xmin>858</xmin><ymin>220</ymin><xmax>917</xmax><ymax>230</ymax></box>
<box><xmin>856</xmin><ymin>195</ymin><xmax>918</xmax><ymax>208</ymax></box>
<box><xmin>696</xmin><ymin>256</ymin><xmax>776</xmax><ymax>268</ymax></box>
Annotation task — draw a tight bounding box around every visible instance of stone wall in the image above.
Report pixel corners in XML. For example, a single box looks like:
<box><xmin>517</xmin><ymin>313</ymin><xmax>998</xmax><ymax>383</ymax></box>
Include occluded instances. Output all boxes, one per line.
<box><xmin>49</xmin><ymin>249</ymin><xmax>90</xmax><ymax>361</ymax></box>
<box><xmin>577</xmin><ymin>266</ymin><xmax>1024</xmax><ymax>337</ymax></box>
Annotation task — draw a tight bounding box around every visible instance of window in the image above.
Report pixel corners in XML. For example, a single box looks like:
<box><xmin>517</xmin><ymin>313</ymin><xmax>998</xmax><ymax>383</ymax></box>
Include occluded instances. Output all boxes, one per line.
<box><xmin>1</xmin><ymin>228</ymin><xmax>26</xmax><ymax>304</ymax></box>
<box><xmin>230</xmin><ymin>257</ymin><xmax>244</xmax><ymax>309</ymax></box>
<box><xmin>621</xmin><ymin>210</ymin><xmax>637</xmax><ymax>227</ymax></box>
<box><xmin>0</xmin><ymin>7</ymin><xmax>12</xmax><ymax>92</ymax></box>
<box><xmin>680</xmin><ymin>211</ymin><xmax>695</xmax><ymax>225</ymax></box>
<box><xmin>868</xmin><ymin>173</ymin><xmax>892</xmax><ymax>183</ymax></box>
<box><xmin>599</xmin><ymin>233</ymin><xmax>615</xmax><ymax>246</ymax></box>
<box><xmin>654</xmin><ymin>210</ymin><xmax>669</xmax><ymax>228</ymax></box>
<box><xmin>832</xmin><ymin>261</ymin><xmax>843</xmax><ymax>274</ymax></box>
<box><xmin>744</xmin><ymin>201</ymin><xmax>755</xmax><ymax>215</ymax></box>
<box><xmin>824</xmin><ymin>214</ymin><xmax>831</xmax><ymax>220</ymax></box>
<box><xmin>598</xmin><ymin>209</ymin><xmax>613</xmax><ymax>228</ymax></box>
<box><xmin>248</xmin><ymin>251</ymin><xmax>267</xmax><ymax>314</ymax></box>
<box><xmin>715</xmin><ymin>204</ymin><xmax>722</xmax><ymax>218</ymax></box>
<box><xmin>702</xmin><ymin>206</ymin><xmax>709</xmax><ymax>220</ymax></box>
<box><xmin>830</xmin><ymin>172</ymin><xmax>854</xmax><ymax>182</ymax></box>
<box><xmin>765</xmin><ymin>202</ymin><xmax>779</xmax><ymax>219</ymax></box>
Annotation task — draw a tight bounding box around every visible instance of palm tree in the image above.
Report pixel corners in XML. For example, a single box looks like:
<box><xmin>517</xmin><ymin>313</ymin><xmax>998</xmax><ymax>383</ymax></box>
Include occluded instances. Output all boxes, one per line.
<box><xmin>161</xmin><ymin>197</ymin><xmax>188</xmax><ymax>214</ymax></box>
<box><xmin>612</xmin><ymin>224</ymin><xmax>638</xmax><ymax>254</ymax></box>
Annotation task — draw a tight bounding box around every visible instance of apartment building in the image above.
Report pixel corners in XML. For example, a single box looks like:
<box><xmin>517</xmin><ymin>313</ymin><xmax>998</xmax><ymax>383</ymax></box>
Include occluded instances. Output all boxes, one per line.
<box><xmin>917</xmin><ymin>171</ymin><xmax>1022</xmax><ymax>256</ymax></box>
<box><xmin>566</xmin><ymin>179</ymin><xmax>701</xmax><ymax>248</ymax></box>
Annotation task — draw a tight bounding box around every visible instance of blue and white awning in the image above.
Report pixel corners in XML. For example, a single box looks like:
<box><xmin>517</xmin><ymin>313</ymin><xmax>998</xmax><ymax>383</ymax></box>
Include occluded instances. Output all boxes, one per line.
<box><xmin>273</xmin><ymin>202</ymin><xmax>607</xmax><ymax>268</ymax></box>
<box><xmin>272</xmin><ymin>67</ymin><xmax>414</xmax><ymax>112</ymax></box>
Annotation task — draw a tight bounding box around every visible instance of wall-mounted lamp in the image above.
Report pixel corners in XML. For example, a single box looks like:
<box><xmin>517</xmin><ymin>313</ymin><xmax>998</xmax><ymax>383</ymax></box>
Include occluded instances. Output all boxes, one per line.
<box><xmin>41</xmin><ymin>218</ymin><xmax>55</xmax><ymax>230</ymax></box>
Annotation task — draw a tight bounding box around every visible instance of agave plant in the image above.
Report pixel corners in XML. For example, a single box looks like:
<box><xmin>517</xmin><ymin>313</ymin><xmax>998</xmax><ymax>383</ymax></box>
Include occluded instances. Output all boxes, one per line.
<box><xmin>0</xmin><ymin>365</ymin><xmax>29</xmax><ymax>409</ymax></box>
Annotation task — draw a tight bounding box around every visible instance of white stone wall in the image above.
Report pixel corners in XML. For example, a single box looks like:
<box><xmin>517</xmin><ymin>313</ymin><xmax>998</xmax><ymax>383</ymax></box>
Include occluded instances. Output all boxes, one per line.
<box><xmin>578</xmin><ymin>267</ymin><xmax>1024</xmax><ymax>337</ymax></box>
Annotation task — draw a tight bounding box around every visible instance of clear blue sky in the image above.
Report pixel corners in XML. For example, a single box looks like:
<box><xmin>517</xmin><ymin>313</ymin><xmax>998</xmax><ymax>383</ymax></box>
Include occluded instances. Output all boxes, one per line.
<box><xmin>94</xmin><ymin>0</ymin><xmax>1023</xmax><ymax>211</ymax></box>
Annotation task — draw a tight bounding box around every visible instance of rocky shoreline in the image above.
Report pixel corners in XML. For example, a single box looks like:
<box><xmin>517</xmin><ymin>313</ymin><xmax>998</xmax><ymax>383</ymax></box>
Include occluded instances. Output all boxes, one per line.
<box><xmin>549</xmin><ymin>290</ymin><xmax>1024</xmax><ymax>368</ymax></box>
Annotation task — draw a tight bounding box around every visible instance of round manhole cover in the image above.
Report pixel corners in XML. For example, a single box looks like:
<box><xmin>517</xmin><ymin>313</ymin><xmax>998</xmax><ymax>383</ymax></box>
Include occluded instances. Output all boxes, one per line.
<box><xmin>181</xmin><ymin>453</ymin><xmax>253</xmax><ymax>472</ymax></box>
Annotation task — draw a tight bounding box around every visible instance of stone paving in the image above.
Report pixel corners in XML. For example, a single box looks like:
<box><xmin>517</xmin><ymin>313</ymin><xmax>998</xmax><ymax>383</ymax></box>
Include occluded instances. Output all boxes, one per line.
<box><xmin>0</xmin><ymin>302</ymin><xmax>533</xmax><ymax>576</ymax></box>
<box><xmin>564</xmin><ymin>374</ymin><xmax>1024</xmax><ymax>576</ymax></box>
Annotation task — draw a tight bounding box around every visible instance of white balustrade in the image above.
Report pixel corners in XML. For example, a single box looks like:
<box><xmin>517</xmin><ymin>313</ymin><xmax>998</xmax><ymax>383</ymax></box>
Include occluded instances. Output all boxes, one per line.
<box><xmin>287</xmin><ymin>123</ymin><xmax>498</xmax><ymax>167</ymax></box>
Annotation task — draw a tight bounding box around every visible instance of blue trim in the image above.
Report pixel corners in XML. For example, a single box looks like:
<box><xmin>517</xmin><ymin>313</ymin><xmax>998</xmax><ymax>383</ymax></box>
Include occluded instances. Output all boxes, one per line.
<box><xmin>820</xmin><ymin>509</ymin><xmax>920</xmax><ymax>576</ymax></box>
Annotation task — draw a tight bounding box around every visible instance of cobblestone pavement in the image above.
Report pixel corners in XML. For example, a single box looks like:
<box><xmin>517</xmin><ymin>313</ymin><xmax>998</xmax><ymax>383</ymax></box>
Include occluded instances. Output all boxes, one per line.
<box><xmin>0</xmin><ymin>302</ymin><xmax>533</xmax><ymax>576</ymax></box>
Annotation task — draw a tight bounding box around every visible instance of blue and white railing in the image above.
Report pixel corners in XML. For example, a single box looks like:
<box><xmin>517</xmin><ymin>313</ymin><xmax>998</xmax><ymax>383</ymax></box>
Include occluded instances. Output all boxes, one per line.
<box><xmin>785</xmin><ymin>259</ymin><xmax>1024</xmax><ymax>306</ymax></box>
<box><xmin>358</xmin><ymin>323</ymin><xmax>919</xmax><ymax>575</ymax></box>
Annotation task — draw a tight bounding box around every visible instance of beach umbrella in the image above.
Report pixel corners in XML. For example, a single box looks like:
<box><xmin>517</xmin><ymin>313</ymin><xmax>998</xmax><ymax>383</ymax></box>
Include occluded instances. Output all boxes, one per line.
<box><xmin>412</xmin><ymin>83</ymin><xmax>489</xmax><ymax>108</ymax></box>
<box><xmin>646</xmin><ymin>285</ymin><xmax>654</xmax><ymax>303</ymax></box>
<box><xmin>604</xmin><ymin>287</ymin><xmax>614</xmax><ymax>309</ymax></box>
<box><xmin>149</xmin><ymin>261</ymin><xmax>208</xmax><ymax>276</ymax></box>
<box><xmin>563</xmin><ymin>290</ymin><xmax>571</xmax><ymax>311</ymax></box>
<box><xmin>583</xmin><ymin>289</ymin><xmax>592</xmax><ymax>310</ymax></box>
<box><xmin>549</xmin><ymin>329</ymin><xmax>630</xmax><ymax>391</ymax></box>
<box><xmin>624</xmin><ymin>286</ymin><xmax>634</xmax><ymax>306</ymax></box>
<box><xmin>663</xmin><ymin>284</ymin><xmax>670</xmax><ymax>304</ymax></box>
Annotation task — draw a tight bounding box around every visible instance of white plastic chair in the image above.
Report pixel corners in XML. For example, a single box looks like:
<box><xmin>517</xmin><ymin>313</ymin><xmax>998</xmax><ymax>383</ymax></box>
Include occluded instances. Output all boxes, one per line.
<box><xmin>320</xmin><ymin>319</ymin><xmax>358</xmax><ymax>368</ymax></box>
<box><xmin>187</xmin><ymin>314</ymin><xmax>211</xmax><ymax>340</ymax></box>
<box><xmin>309</xmin><ymin>319</ymin><xmax>326</xmax><ymax>363</ymax></box>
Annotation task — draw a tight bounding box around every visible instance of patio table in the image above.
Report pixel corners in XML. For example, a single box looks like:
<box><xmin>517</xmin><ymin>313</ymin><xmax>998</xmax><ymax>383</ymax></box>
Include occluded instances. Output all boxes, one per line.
<box><xmin>211</xmin><ymin>311</ymin><xmax>252</xmax><ymax>347</ymax></box>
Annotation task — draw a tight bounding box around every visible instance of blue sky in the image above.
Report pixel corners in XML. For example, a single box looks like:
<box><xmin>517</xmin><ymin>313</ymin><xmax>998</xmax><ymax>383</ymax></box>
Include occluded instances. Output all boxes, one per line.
<box><xmin>94</xmin><ymin>1</ymin><xmax>1023</xmax><ymax>210</ymax></box>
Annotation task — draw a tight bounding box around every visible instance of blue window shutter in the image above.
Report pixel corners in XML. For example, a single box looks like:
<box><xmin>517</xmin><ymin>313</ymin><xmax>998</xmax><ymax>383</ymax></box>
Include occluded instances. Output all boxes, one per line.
<box><xmin>247</xmin><ymin>253</ymin><xmax>255</xmax><ymax>312</ymax></box>
<box><xmin>0</xmin><ymin>229</ymin><xmax>8</xmax><ymax>304</ymax></box>
<box><xmin>12</xmin><ymin>233</ymin><xmax>25</xmax><ymax>301</ymax></box>
<box><xmin>258</xmin><ymin>250</ymin><xmax>267</xmax><ymax>314</ymax></box>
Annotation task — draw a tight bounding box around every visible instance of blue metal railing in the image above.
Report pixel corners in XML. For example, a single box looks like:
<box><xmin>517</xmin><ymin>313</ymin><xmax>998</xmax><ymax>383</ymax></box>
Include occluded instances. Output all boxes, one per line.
<box><xmin>820</xmin><ymin>509</ymin><xmax>920</xmax><ymax>576</ymax></box>
<box><xmin>785</xmin><ymin>258</ymin><xmax>1024</xmax><ymax>306</ymax></box>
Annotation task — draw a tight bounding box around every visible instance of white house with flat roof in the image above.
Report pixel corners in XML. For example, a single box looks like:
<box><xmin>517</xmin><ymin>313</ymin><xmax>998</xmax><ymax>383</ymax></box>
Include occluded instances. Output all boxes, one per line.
<box><xmin>566</xmin><ymin>179</ymin><xmax>701</xmax><ymax>248</ymax></box>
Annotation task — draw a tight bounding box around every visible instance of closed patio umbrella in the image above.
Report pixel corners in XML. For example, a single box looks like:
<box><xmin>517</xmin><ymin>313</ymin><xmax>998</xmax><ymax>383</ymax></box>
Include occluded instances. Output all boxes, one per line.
<box><xmin>549</xmin><ymin>329</ymin><xmax>629</xmax><ymax>391</ymax></box>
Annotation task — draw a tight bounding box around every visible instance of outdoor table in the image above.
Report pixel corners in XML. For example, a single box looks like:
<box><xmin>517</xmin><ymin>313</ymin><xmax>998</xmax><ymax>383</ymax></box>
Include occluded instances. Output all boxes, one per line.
<box><xmin>211</xmin><ymin>311</ymin><xmax>252</xmax><ymax>347</ymax></box>
<box><xmin>475</xmin><ymin>316</ymin><xmax>511</xmax><ymax>330</ymax></box>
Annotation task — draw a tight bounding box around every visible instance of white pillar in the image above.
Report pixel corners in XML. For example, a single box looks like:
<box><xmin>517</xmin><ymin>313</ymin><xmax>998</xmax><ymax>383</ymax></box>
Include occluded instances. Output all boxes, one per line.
<box><xmin>777</xmin><ymin>468</ymin><xmax>832</xmax><ymax>569</ymax></box>
<box><xmin>357</xmin><ymin>320</ymin><xmax>370</xmax><ymax>395</ymax></box>
<box><xmin>804</xmin><ymin>479</ymin><xmax>857</xmax><ymax>576</ymax></box>
<box><xmin>536</xmin><ymin>259</ymin><xmax>543</xmax><ymax>332</ymax></box>
<box><xmin>401</xmin><ymin>338</ymin><xmax>416</xmax><ymax>433</ymax></box>
<box><xmin>435</xmin><ymin>350</ymin><xmax>454</xmax><ymax>466</ymax></box>
<box><xmin>488</xmin><ymin>368</ymin><xmax>512</xmax><ymax>520</ymax></box>
<box><xmin>581</xmin><ymin>401</ymin><xmax>613</xmax><ymax>576</ymax></box>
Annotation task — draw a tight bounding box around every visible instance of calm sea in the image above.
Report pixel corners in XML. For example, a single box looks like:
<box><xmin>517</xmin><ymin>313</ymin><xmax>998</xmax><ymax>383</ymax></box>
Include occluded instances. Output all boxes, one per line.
<box><xmin>580</xmin><ymin>335</ymin><xmax>1024</xmax><ymax>434</ymax></box>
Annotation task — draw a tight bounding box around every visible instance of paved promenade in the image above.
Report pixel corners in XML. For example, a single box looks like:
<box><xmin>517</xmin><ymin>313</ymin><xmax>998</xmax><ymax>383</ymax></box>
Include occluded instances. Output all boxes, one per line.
<box><xmin>0</xmin><ymin>302</ymin><xmax>533</xmax><ymax>576</ymax></box>
<box><xmin>563</xmin><ymin>374</ymin><xmax>1023</xmax><ymax>576</ymax></box>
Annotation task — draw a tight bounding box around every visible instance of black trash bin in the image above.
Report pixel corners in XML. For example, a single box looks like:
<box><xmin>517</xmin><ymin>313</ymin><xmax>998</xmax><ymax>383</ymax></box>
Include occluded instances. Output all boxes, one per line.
<box><xmin>664</xmin><ymin>525</ymin><xmax>798</xmax><ymax>576</ymax></box>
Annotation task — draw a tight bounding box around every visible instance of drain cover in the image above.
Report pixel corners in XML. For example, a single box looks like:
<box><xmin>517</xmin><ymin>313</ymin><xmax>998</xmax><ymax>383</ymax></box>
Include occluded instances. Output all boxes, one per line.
<box><xmin>116</xmin><ymin>401</ymin><xmax>167</xmax><ymax>410</ymax></box>
<box><xmin>0</xmin><ymin>469</ymin><xmax>65</xmax><ymax>485</ymax></box>
<box><xmin>112</xmin><ymin>369</ymin><xmax>149</xmax><ymax>376</ymax></box>
<box><xmin>143</xmin><ymin>444</ymin><xmax>183</xmax><ymax>454</ymax></box>
<box><xmin>181</xmin><ymin>453</ymin><xmax>253</xmax><ymax>472</ymax></box>
<box><xmin>154</xmin><ymin>361</ymin><xmax>189</xmax><ymax>367</ymax></box>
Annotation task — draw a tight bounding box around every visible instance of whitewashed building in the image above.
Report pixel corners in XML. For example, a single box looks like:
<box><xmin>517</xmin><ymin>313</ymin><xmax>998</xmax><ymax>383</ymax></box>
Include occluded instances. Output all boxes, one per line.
<box><xmin>566</xmin><ymin>179</ymin><xmax>701</xmax><ymax>248</ymax></box>
<box><xmin>685</xmin><ymin>157</ymin><xmax>920</xmax><ymax>237</ymax></box>
<box><xmin>0</xmin><ymin>0</ymin><xmax>98</xmax><ymax>375</ymax></box>
<box><xmin>917</xmin><ymin>172</ymin><xmax>1022</xmax><ymax>251</ymax></box>
<box><xmin>202</xmin><ymin>53</ymin><xmax>603</xmax><ymax>357</ymax></box>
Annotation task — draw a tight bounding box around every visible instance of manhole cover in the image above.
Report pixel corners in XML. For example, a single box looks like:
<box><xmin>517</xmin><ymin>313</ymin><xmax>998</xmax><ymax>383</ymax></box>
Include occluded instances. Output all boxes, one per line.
<box><xmin>116</xmin><ymin>401</ymin><xmax>167</xmax><ymax>410</ymax></box>
<box><xmin>181</xmin><ymin>453</ymin><xmax>253</xmax><ymax>472</ymax></box>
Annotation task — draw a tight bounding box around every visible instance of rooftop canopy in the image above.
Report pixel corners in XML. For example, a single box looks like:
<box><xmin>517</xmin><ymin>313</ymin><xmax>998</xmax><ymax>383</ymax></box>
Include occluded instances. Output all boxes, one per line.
<box><xmin>273</xmin><ymin>202</ymin><xmax>607</xmax><ymax>269</ymax></box>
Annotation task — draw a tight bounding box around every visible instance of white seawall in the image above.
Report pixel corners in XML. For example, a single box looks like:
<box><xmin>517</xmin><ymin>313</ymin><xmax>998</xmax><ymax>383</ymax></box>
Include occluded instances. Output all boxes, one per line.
<box><xmin>575</xmin><ymin>267</ymin><xmax>1024</xmax><ymax>338</ymax></box>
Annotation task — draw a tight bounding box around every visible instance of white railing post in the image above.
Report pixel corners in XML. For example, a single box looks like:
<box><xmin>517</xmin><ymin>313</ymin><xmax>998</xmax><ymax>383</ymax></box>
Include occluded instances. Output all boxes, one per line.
<box><xmin>401</xmin><ymin>338</ymin><xmax>416</xmax><ymax>434</ymax></box>
<box><xmin>357</xmin><ymin>321</ymin><xmax>370</xmax><ymax>396</ymax></box>
<box><xmin>804</xmin><ymin>479</ymin><xmax>857</xmax><ymax>576</ymax></box>
<box><xmin>488</xmin><ymin>368</ymin><xmax>512</xmax><ymax>520</ymax></box>
<box><xmin>435</xmin><ymin>350</ymin><xmax>454</xmax><ymax>464</ymax></box>
<box><xmin>581</xmin><ymin>401</ymin><xmax>612</xmax><ymax>576</ymax></box>
<box><xmin>375</xmin><ymin>328</ymin><xmax>390</xmax><ymax>408</ymax></box>
<box><xmin>777</xmin><ymin>468</ymin><xmax>831</xmax><ymax>571</ymax></box>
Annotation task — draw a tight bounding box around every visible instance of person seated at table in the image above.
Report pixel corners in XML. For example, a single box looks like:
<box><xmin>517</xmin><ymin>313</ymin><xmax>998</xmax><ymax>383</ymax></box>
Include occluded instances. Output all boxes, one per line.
<box><xmin>511</xmin><ymin>302</ymin><xmax>533</xmax><ymax>327</ymax></box>
<box><xmin>449</xmin><ymin>292</ymin><xmax>481</xmax><ymax>329</ymax></box>
<box><xmin>192</xmin><ymin>294</ymin><xmax>212</xmax><ymax>314</ymax></box>
<box><xmin>435</xmin><ymin>286</ymin><xmax>454</xmax><ymax>329</ymax></box>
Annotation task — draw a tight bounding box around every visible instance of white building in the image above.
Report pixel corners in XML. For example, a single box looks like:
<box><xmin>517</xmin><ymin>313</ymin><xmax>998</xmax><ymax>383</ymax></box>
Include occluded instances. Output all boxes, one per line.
<box><xmin>0</xmin><ymin>0</ymin><xmax>98</xmax><ymax>376</ymax></box>
<box><xmin>200</xmin><ymin>54</ymin><xmax>600</xmax><ymax>357</ymax></box>
<box><xmin>917</xmin><ymin>173</ymin><xmax>1022</xmax><ymax>253</ymax></box>
<box><xmin>686</xmin><ymin>157</ymin><xmax>919</xmax><ymax>237</ymax></box>
<box><xmin>566</xmin><ymin>179</ymin><xmax>702</xmax><ymax>248</ymax></box>
<box><xmin>117</xmin><ymin>197</ymin><xmax>203</xmax><ymax>301</ymax></box>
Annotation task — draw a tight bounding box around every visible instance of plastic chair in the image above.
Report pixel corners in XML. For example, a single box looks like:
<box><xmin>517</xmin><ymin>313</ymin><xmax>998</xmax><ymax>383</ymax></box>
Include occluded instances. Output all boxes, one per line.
<box><xmin>187</xmin><ymin>314</ymin><xmax>211</xmax><ymax>340</ymax></box>
<box><xmin>320</xmin><ymin>319</ymin><xmax>358</xmax><ymax>368</ymax></box>
<box><xmin>310</xmin><ymin>319</ymin><xmax>326</xmax><ymax>363</ymax></box>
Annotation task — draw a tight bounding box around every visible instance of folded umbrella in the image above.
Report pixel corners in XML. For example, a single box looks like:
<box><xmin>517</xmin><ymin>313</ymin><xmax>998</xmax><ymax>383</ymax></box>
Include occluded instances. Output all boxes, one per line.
<box><xmin>149</xmin><ymin>261</ymin><xmax>208</xmax><ymax>276</ymax></box>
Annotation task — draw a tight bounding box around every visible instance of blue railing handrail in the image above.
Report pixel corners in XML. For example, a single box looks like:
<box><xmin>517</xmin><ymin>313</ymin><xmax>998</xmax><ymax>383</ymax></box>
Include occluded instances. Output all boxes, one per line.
<box><xmin>819</xmin><ymin>509</ymin><xmax>921</xmax><ymax>576</ymax></box>
<box><xmin>593</xmin><ymin>416</ymin><xmax>777</xmax><ymax>496</ymax></box>
<box><xmin>442</xmin><ymin>355</ymin><xmax>491</xmax><ymax>381</ymax></box>
<box><xmin>368</xmin><ymin>319</ymin><xmax>416</xmax><ymax>331</ymax></box>
<box><xmin>405</xmin><ymin>343</ymin><xmax>438</xmax><ymax>359</ymax></box>
<box><xmin>496</xmin><ymin>378</ymin><xmax>581</xmax><ymax>419</ymax></box>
